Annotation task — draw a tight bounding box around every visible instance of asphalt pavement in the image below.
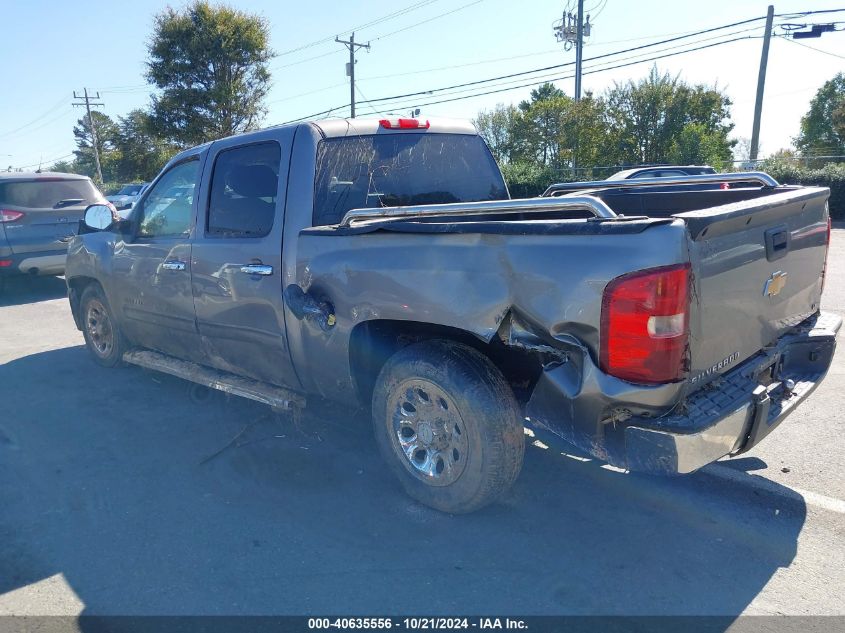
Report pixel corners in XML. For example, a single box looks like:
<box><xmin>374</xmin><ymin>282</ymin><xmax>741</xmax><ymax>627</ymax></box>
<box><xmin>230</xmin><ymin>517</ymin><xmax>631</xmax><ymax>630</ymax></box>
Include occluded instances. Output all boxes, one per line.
<box><xmin>0</xmin><ymin>233</ymin><xmax>844</xmax><ymax>619</ymax></box>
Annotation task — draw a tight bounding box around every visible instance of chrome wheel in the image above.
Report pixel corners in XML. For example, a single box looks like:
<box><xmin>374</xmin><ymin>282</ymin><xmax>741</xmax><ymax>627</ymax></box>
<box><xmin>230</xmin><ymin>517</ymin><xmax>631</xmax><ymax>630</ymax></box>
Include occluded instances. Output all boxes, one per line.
<box><xmin>85</xmin><ymin>298</ymin><xmax>114</xmax><ymax>358</ymax></box>
<box><xmin>388</xmin><ymin>379</ymin><xmax>469</xmax><ymax>486</ymax></box>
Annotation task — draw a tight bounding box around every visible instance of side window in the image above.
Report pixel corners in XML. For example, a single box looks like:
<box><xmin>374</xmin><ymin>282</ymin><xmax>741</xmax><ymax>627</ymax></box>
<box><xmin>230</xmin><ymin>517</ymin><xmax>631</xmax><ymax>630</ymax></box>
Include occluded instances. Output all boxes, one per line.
<box><xmin>207</xmin><ymin>142</ymin><xmax>281</xmax><ymax>238</ymax></box>
<box><xmin>138</xmin><ymin>160</ymin><xmax>200</xmax><ymax>238</ymax></box>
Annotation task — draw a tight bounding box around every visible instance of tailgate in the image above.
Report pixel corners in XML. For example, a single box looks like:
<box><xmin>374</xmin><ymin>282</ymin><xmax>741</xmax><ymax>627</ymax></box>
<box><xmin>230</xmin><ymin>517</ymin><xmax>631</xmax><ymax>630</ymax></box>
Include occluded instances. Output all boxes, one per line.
<box><xmin>1</xmin><ymin>203</ymin><xmax>86</xmax><ymax>254</ymax></box>
<box><xmin>0</xmin><ymin>178</ymin><xmax>101</xmax><ymax>254</ymax></box>
<box><xmin>678</xmin><ymin>187</ymin><xmax>830</xmax><ymax>387</ymax></box>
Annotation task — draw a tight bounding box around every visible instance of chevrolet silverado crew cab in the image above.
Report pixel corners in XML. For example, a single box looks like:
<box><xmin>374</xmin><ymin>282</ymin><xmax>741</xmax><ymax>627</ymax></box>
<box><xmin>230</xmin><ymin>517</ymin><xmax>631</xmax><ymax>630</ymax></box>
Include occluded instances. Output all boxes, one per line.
<box><xmin>65</xmin><ymin>117</ymin><xmax>838</xmax><ymax>513</ymax></box>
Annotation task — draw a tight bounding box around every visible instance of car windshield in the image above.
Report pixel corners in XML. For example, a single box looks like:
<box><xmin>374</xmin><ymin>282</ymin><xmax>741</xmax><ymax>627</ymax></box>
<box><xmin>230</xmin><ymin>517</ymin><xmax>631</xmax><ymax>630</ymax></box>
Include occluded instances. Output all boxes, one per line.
<box><xmin>312</xmin><ymin>133</ymin><xmax>508</xmax><ymax>226</ymax></box>
<box><xmin>0</xmin><ymin>178</ymin><xmax>103</xmax><ymax>209</ymax></box>
<box><xmin>117</xmin><ymin>185</ymin><xmax>144</xmax><ymax>195</ymax></box>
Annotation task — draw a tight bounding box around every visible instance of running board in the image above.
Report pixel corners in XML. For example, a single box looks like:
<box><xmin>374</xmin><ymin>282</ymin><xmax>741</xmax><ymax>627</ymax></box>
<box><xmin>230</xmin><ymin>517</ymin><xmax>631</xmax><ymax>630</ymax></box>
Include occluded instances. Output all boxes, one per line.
<box><xmin>122</xmin><ymin>350</ymin><xmax>306</xmax><ymax>410</ymax></box>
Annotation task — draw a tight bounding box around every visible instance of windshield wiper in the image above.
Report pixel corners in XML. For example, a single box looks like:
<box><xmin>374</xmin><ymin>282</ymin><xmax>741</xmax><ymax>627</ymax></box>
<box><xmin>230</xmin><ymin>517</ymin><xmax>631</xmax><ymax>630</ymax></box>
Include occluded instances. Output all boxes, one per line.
<box><xmin>54</xmin><ymin>198</ymin><xmax>85</xmax><ymax>208</ymax></box>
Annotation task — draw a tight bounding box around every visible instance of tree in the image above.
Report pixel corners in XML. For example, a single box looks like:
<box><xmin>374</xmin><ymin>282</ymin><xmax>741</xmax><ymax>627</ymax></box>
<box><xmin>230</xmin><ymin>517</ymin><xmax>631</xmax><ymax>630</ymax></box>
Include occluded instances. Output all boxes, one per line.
<box><xmin>146</xmin><ymin>1</ymin><xmax>273</xmax><ymax>146</ymax></box>
<box><xmin>49</xmin><ymin>160</ymin><xmax>77</xmax><ymax>174</ymax></box>
<box><xmin>72</xmin><ymin>111</ymin><xmax>120</xmax><ymax>182</ymax></box>
<box><xmin>113</xmin><ymin>109</ymin><xmax>178</xmax><ymax>181</ymax></box>
<box><xmin>604</xmin><ymin>67</ymin><xmax>734</xmax><ymax>167</ymax></box>
<box><xmin>795</xmin><ymin>73</ymin><xmax>845</xmax><ymax>161</ymax></box>
<box><xmin>474</xmin><ymin>104</ymin><xmax>518</xmax><ymax>163</ymax></box>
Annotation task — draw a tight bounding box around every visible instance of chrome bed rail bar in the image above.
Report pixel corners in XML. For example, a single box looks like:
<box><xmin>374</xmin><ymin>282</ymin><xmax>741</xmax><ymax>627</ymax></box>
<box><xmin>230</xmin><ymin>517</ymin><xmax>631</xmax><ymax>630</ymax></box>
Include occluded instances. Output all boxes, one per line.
<box><xmin>542</xmin><ymin>171</ymin><xmax>780</xmax><ymax>197</ymax></box>
<box><xmin>339</xmin><ymin>195</ymin><xmax>616</xmax><ymax>228</ymax></box>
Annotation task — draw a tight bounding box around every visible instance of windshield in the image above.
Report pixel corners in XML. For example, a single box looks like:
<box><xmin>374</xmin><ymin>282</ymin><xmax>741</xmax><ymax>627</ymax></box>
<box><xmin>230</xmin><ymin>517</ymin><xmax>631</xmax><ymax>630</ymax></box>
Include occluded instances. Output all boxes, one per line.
<box><xmin>117</xmin><ymin>184</ymin><xmax>144</xmax><ymax>195</ymax></box>
<box><xmin>313</xmin><ymin>133</ymin><xmax>508</xmax><ymax>226</ymax></box>
<box><xmin>0</xmin><ymin>178</ymin><xmax>103</xmax><ymax>209</ymax></box>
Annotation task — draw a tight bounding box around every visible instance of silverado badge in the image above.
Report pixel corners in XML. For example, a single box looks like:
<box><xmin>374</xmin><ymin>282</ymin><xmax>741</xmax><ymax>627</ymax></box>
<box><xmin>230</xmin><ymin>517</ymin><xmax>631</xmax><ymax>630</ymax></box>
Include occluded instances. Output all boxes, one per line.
<box><xmin>763</xmin><ymin>271</ymin><xmax>788</xmax><ymax>297</ymax></box>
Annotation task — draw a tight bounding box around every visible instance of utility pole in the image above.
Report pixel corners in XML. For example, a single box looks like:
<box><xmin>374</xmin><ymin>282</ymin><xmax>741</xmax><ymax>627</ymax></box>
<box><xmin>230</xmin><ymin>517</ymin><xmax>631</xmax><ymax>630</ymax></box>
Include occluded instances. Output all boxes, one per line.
<box><xmin>72</xmin><ymin>88</ymin><xmax>105</xmax><ymax>183</ymax></box>
<box><xmin>750</xmin><ymin>5</ymin><xmax>774</xmax><ymax>163</ymax></box>
<box><xmin>335</xmin><ymin>32</ymin><xmax>370</xmax><ymax>118</ymax></box>
<box><xmin>554</xmin><ymin>2</ymin><xmax>591</xmax><ymax>176</ymax></box>
<box><xmin>574</xmin><ymin>0</ymin><xmax>584</xmax><ymax>103</ymax></box>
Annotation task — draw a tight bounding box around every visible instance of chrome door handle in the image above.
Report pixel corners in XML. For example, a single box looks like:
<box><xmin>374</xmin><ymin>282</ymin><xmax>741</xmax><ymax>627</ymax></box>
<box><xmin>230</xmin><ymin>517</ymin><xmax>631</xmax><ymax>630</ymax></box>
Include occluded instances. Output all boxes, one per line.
<box><xmin>162</xmin><ymin>260</ymin><xmax>186</xmax><ymax>271</ymax></box>
<box><xmin>240</xmin><ymin>264</ymin><xmax>273</xmax><ymax>276</ymax></box>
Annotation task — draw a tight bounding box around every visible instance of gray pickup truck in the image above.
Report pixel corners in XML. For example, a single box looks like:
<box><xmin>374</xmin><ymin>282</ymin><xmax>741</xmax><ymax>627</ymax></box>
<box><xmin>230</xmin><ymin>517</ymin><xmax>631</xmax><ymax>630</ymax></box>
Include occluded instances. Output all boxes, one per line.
<box><xmin>66</xmin><ymin>117</ymin><xmax>838</xmax><ymax>513</ymax></box>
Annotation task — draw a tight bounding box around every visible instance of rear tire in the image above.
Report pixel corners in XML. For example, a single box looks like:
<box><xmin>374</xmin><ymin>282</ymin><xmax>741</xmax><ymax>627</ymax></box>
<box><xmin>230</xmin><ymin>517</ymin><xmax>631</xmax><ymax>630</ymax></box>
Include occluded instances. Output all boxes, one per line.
<box><xmin>80</xmin><ymin>284</ymin><xmax>126</xmax><ymax>367</ymax></box>
<box><xmin>372</xmin><ymin>340</ymin><xmax>525</xmax><ymax>514</ymax></box>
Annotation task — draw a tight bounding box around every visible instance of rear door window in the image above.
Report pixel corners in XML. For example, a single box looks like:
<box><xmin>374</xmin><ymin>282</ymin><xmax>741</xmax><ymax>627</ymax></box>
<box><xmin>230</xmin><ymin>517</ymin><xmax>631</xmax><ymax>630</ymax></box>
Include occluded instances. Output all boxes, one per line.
<box><xmin>0</xmin><ymin>179</ymin><xmax>103</xmax><ymax>209</ymax></box>
<box><xmin>313</xmin><ymin>133</ymin><xmax>508</xmax><ymax>226</ymax></box>
<box><xmin>206</xmin><ymin>142</ymin><xmax>281</xmax><ymax>238</ymax></box>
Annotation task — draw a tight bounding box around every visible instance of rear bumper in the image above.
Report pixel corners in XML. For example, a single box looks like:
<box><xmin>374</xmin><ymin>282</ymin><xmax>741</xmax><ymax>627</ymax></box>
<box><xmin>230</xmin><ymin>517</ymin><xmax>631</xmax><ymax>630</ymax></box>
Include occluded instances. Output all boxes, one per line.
<box><xmin>0</xmin><ymin>249</ymin><xmax>67</xmax><ymax>276</ymax></box>
<box><xmin>525</xmin><ymin>311</ymin><xmax>840</xmax><ymax>475</ymax></box>
<box><xmin>624</xmin><ymin>311</ymin><xmax>840</xmax><ymax>474</ymax></box>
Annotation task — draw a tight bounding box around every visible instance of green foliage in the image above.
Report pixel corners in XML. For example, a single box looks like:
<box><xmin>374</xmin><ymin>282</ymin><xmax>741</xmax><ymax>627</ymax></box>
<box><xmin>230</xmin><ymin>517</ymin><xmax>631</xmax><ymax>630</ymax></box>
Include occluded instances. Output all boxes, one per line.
<box><xmin>48</xmin><ymin>160</ymin><xmax>77</xmax><ymax>174</ymax></box>
<box><xmin>73</xmin><ymin>111</ymin><xmax>121</xmax><ymax>183</ymax></box>
<box><xmin>757</xmin><ymin>159</ymin><xmax>845</xmax><ymax>219</ymax></box>
<box><xmin>499</xmin><ymin>161</ymin><xmax>564</xmax><ymax>198</ymax></box>
<box><xmin>113</xmin><ymin>109</ymin><xmax>179</xmax><ymax>181</ymax></box>
<box><xmin>475</xmin><ymin>69</ymin><xmax>736</xmax><ymax>194</ymax></box>
<box><xmin>474</xmin><ymin>104</ymin><xmax>519</xmax><ymax>164</ymax></box>
<box><xmin>55</xmin><ymin>109</ymin><xmax>177</xmax><ymax>184</ymax></box>
<box><xmin>604</xmin><ymin>67</ymin><xmax>734</xmax><ymax>167</ymax></box>
<box><xmin>795</xmin><ymin>73</ymin><xmax>845</xmax><ymax>162</ymax></box>
<box><xmin>146</xmin><ymin>0</ymin><xmax>273</xmax><ymax>146</ymax></box>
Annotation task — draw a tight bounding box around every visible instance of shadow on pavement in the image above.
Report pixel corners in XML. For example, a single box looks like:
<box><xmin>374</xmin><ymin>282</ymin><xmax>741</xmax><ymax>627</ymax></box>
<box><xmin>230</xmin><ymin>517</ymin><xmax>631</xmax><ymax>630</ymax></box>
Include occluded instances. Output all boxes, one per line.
<box><xmin>0</xmin><ymin>345</ymin><xmax>806</xmax><ymax>617</ymax></box>
<box><xmin>716</xmin><ymin>456</ymin><xmax>769</xmax><ymax>472</ymax></box>
<box><xmin>0</xmin><ymin>275</ymin><xmax>67</xmax><ymax>307</ymax></box>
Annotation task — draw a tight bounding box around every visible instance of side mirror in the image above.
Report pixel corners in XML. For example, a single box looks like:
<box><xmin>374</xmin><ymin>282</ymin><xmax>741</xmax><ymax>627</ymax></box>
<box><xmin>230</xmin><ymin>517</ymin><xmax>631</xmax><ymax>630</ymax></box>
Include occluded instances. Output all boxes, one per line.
<box><xmin>83</xmin><ymin>204</ymin><xmax>118</xmax><ymax>231</ymax></box>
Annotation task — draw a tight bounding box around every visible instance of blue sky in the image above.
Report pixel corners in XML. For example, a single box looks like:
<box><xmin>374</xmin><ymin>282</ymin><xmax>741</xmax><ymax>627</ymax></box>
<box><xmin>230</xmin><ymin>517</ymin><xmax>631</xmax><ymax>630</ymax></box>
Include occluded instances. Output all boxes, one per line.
<box><xmin>1</xmin><ymin>0</ymin><xmax>843</xmax><ymax>171</ymax></box>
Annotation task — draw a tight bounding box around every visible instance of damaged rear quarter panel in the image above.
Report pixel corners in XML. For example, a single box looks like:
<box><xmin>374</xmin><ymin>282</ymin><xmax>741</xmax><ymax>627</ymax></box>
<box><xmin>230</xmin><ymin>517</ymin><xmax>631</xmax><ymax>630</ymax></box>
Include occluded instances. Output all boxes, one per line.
<box><xmin>289</xmin><ymin>220</ymin><xmax>691</xmax><ymax>405</ymax></box>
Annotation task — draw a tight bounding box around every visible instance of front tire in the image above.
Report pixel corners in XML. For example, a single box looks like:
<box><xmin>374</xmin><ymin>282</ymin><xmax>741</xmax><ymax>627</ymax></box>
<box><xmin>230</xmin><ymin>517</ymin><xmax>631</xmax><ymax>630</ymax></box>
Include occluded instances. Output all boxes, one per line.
<box><xmin>372</xmin><ymin>340</ymin><xmax>525</xmax><ymax>514</ymax></box>
<box><xmin>80</xmin><ymin>284</ymin><xmax>126</xmax><ymax>367</ymax></box>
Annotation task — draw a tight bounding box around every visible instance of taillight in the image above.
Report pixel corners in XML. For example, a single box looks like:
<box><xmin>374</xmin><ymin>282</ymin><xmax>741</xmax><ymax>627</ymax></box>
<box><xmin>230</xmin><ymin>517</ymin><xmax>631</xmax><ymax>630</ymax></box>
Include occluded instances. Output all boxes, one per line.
<box><xmin>379</xmin><ymin>118</ymin><xmax>430</xmax><ymax>129</ymax></box>
<box><xmin>0</xmin><ymin>210</ymin><xmax>24</xmax><ymax>223</ymax></box>
<box><xmin>821</xmin><ymin>211</ymin><xmax>832</xmax><ymax>294</ymax></box>
<box><xmin>0</xmin><ymin>259</ymin><xmax>12</xmax><ymax>267</ymax></box>
<box><xmin>600</xmin><ymin>264</ymin><xmax>690</xmax><ymax>384</ymax></box>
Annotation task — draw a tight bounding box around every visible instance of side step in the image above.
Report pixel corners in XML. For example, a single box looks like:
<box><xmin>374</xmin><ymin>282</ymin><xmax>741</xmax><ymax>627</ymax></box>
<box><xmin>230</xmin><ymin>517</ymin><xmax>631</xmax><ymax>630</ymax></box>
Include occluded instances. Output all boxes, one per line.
<box><xmin>123</xmin><ymin>350</ymin><xmax>306</xmax><ymax>410</ymax></box>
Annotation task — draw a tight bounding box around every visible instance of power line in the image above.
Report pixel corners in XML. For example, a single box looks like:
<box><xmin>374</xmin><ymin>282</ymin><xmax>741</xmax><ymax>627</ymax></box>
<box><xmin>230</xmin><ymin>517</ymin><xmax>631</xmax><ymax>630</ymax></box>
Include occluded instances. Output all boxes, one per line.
<box><xmin>369</xmin><ymin>0</ymin><xmax>484</xmax><ymax>42</ymax></box>
<box><xmin>782</xmin><ymin>33</ymin><xmax>845</xmax><ymax>59</ymax></box>
<box><xmin>383</xmin><ymin>30</ymin><xmax>762</xmax><ymax>106</ymax></box>
<box><xmin>274</xmin><ymin>0</ymin><xmax>440</xmax><ymax>58</ymax></box>
<box><xmin>352</xmin><ymin>20</ymin><xmax>767</xmax><ymax>108</ymax></box>
<box><xmin>278</xmin><ymin>32</ymin><xmax>756</xmax><ymax>124</ymax></box>
<box><xmin>0</xmin><ymin>95</ymin><xmax>69</xmax><ymax>139</ymax></box>
<box><xmin>367</xmin><ymin>35</ymin><xmax>757</xmax><ymax>115</ymax></box>
<box><xmin>269</xmin><ymin>0</ymin><xmax>483</xmax><ymax>73</ymax></box>
<box><xmin>10</xmin><ymin>152</ymin><xmax>76</xmax><ymax>171</ymax></box>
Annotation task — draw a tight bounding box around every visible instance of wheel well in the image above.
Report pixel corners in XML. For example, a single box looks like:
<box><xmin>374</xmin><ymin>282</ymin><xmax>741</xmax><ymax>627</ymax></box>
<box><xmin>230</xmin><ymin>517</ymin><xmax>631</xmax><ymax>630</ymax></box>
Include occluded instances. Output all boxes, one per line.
<box><xmin>348</xmin><ymin>320</ymin><xmax>545</xmax><ymax>408</ymax></box>
<box><xmin>66</xmin><ymin>276</ymin><xmax>102</xmax><ymax>330</ymax></box>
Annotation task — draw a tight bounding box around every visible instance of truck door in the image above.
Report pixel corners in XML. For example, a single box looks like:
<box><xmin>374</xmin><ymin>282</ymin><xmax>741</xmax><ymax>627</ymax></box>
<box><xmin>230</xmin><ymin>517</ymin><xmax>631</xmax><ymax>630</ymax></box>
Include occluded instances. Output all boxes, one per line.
<box><xmin>190</xmin><ymin>132</ymin><xmax>301</xmax><ymax>390</ymax></box>
<box><xmin>110</xmin><ymin>157</ymin><xmax>205</xmax><ymax>362</ymax></box>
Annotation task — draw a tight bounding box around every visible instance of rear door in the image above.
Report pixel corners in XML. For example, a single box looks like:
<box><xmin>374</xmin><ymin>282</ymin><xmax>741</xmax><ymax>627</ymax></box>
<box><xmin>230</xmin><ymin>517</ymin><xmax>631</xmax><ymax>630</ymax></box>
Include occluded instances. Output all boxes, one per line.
<box><xmin>0</xmin><ymin>176</ymin><xmax>103</xmax><ymax>255</ymax></box>
<box><xmin>190</xmin><ymin>131</ymin><xmax>301</xmax><ymax>389</ymax></box>
<box><xmin>681</xmin><ymin>188</ymin><xmax>830</xmax><ymax>386</ymax></box>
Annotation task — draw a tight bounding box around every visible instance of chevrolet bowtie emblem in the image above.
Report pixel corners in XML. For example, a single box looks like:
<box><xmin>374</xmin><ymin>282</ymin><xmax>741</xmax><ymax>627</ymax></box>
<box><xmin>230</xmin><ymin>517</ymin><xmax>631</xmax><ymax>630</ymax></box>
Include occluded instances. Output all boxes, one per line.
<box><xmin>763</xmin><ymin>271</ymin><xmax>788</xmax><ymax>297</ymax></box>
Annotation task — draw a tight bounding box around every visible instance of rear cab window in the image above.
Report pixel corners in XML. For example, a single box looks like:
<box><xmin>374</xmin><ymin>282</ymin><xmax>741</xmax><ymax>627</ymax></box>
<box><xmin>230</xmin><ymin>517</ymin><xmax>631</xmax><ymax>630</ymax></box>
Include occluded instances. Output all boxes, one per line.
<box><xmin>313</xmin><ymin>133</ymin><xmax>508</xmax><ymax>226</ymax></box>
<box><xmin>0</xmin><ymin>178</ymin><xmax>104</xmax><ymax>209</ymax></box>
<box><xmin>206</xmin><ymin>142</ymin><xmax>281</xmax><ymax>238</ymax></box>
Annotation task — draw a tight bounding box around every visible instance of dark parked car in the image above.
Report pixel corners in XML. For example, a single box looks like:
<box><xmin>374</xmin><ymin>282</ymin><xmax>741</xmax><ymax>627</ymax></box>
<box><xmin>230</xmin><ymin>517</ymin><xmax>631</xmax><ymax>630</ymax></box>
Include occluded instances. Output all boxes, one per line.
<box><xmin>606</xmin><ymin>165</ymin><xmax>717</xmax><ymax>180</ymax></box>
<box><xmin>0</xmin><ymin>172</ymin><xmax>107</xmax><ymax>292</ymax></box>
